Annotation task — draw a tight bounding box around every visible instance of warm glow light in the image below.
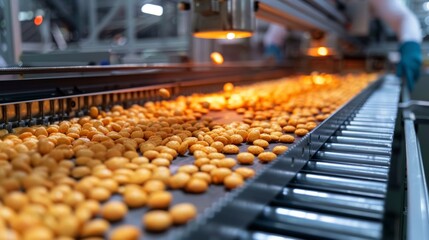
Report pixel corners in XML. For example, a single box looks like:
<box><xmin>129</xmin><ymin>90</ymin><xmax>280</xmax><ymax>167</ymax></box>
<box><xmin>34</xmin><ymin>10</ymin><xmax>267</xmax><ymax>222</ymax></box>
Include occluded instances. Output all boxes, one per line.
<box><xmin>307</xmin><ymin>47</ymin><xmax>332</xmax><ymax>57</ymax></box>
<box><xmin>141</xmin><ymin>4</ymin><xmax>163</xmax><ymax>16</ymax></box>
<box><xmin>34</xmin><ymin>15</ymin><xmax>43</xmax><ymax>26</ymax></box>
<box><xmin>313</xmin><ymin>76</ymin><xmax>326</xmax><ymax>85</ymax></box>
<box><xmin>226</xmin><ymin>32</ymin><xmax>236</xmax><ymax>40</ymax></box>
<box><xmin>317</xmin><ymin>47</ymin><xmax>328</xmax><ymax>56</ymax></box>
<box><xmin>193</xmin><ymin>31</ymin><xmax>252</xmax><ymax>39</ymax></box>
<box><xmin>210</xmin><ymin>52</ymin><xmax>224</xmax><ymax>65</ymax></box>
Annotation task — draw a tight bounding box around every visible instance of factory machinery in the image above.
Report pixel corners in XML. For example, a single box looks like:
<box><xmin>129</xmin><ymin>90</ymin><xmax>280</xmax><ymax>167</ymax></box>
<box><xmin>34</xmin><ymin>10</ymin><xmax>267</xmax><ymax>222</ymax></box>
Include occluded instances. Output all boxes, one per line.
<box><xmin>0</xmin><ymin>64</ymin><xmax>427</xmax><ymax>240</ymax></box>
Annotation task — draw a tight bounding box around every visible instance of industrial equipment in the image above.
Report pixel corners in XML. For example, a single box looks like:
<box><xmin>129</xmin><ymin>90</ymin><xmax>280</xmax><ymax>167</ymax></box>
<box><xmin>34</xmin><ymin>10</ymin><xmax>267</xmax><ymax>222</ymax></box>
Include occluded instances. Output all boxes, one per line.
<box><xmin>0</xmin><ymin>63</ymin><xmax>427</xmax><ymax>240</ymax></box>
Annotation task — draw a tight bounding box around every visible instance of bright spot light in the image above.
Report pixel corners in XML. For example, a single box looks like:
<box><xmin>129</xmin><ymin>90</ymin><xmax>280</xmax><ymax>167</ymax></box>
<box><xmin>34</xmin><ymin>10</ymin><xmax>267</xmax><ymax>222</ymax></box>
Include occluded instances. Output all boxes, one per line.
<box><xmin>210</xmin><ymin>52</ymin><xmax>224</xmax><ymax>64</ymax></box>
<box><xmin>226</xmin><ymin>32</ymin><xmax>236</xmax><ymax>40</ymax></box>
<box><xmin>423</xmin><ymin>2</ymin><xmax>429</xmax><ymax>11</ymax></box>
<box><xmin>141</xmin><ymin>4</ymin><xmax>163</xmax><ymax>16</ymax></box>
<box><xmin>34</xmin><ymin>15</ymin><xmax>43</xmax><ymax>26</ymax></box>
<box><xmin>317</xmin><ymin>47</ymin><xmax>328</xmax><ymax>56</ymax></box>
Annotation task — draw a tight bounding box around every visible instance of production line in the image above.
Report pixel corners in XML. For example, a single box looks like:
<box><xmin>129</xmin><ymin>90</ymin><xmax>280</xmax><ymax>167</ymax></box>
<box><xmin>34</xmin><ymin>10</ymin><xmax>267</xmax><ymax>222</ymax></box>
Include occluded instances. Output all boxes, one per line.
<box><xmin>0</xmin><ymin>66</ymin><xmax>417</xmax><ymax>240</ymax></box>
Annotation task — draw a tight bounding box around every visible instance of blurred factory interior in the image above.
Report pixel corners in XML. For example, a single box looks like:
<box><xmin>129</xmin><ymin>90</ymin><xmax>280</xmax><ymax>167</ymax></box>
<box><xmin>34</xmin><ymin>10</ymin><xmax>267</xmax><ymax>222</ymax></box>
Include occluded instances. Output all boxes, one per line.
<box><xmin>2</xmin><ymin>0</ymin><xmax>429</xmax><ymax>67</ymax></box>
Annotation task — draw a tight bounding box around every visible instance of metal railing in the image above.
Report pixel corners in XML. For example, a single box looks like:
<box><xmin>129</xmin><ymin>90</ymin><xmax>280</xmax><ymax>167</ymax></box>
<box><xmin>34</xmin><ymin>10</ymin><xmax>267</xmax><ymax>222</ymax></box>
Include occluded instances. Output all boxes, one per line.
<box><xmin>400</xmin><ymin>84</ymin><xmax>429</xmax><ymax>240</ymax></box>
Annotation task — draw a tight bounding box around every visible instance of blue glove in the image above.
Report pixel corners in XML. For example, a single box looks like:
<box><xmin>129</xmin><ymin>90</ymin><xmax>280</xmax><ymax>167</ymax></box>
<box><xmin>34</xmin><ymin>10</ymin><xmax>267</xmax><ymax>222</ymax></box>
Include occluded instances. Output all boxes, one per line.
<box><xmin>264</xmin><ymin>44</ymin><xmax>284</xmax><ymax>64</ymax></box>
<box><xmin>397</xmin><ymin>41</ymin><xmax>422</xmax><ymax>91</ymax></box>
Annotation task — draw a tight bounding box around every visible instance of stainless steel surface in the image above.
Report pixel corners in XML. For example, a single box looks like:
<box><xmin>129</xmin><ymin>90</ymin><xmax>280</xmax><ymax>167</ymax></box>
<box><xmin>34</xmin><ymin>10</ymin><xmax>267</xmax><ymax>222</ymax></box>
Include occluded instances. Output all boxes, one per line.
<box><xmin>192</xmin><ymin>0</ymin><xmax>254</xmax><ymax>38</ymax></box>
<box><xmin>257</xmin><ymin>0</ymin><xmax>347</xmax><ymax>38</ymax></box>
<box><xmin>263</xmin><ymin>206</ymin><xmax>382</xmax><ymax>239</ymax></box>
<box><xmin>0</xmin><ymin>62</ymin><xmax>280</xmax><ymax>75</ymax></box>
<box><xmin>351</xmin><ymin>117</ymin><xmax>395</xmax><ymax>123</ymax></box>
<box><xmin>278</xmin><ymin>188</ymin><xmax>384</xmax><ymax>215</ymax></box>
<box><xmin>315</xmin><ymin>151</ymin><xmax>390</xmax><ymax>166</ymax></box>
<box><xmin>251</xmin><ymin>232</ymin><xmax>301</xmax><ymax>240</ymax></box>
<box><xmin>305</xmin><ymin>161</ymin><xmax>389</xmax><ymax>180</ymax></box>
<box><xmin>309</xmin><ymin>0</ymin><xmax>347</xmax><ymax>24</ymax></box>
<box><xmin>341</xmin><ymin>125</ymin><xmax>394</xmax><ymax>134</ymax></box>
<box><xmin>337</xmin><ymin>130</ymin><xmax>393</xmax><ymax>140</ymax></box>
<box><xmin>323</xmin><ymin>143</ymin><xmax>391</xmax><ymax>155</ymax></box>
<box><xmin>347</xmin><ymin>121</ymin><xmax>395</xmax><ymax>129</ymax></box>
<box><xmin>329</xmin><ymin>136</ymin><xmax>392</xmax><ymax>148</ymax></box>
<box><xmin>402</xmin><ymin>87</ymin><xmax>429</xmax><ymax>240</ymax></box>
<box><xmin>294</xmin><ymin>173</ymin><xmax>387</xmax><ymax>195</ymax></box>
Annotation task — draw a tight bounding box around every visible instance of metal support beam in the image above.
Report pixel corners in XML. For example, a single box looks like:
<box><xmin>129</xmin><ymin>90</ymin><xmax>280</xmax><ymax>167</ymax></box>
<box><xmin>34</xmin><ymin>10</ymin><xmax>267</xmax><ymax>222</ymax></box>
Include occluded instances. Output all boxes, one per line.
<box><xmin>1</xmin><ymin>0</ymin><xmax>22</xmax><ymax>65</ymax></box>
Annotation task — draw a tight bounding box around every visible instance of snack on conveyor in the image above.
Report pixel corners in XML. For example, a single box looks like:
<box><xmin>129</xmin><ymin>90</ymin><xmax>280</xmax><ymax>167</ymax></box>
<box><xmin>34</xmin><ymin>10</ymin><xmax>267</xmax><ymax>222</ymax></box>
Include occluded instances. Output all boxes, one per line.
<box><xmin>0</xmin><ymin>73</ymin><xmax>375</xmax><ymax>238</ymax></box>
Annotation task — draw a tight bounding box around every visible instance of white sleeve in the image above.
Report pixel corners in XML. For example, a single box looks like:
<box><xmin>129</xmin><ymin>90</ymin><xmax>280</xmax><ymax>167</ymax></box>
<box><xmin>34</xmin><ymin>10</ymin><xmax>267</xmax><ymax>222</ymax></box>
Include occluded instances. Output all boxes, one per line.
<box><xmin>369</xmin><ymin>0</ymin><xmax>422</xmax><ymax>43</ymax></box>
<box><xmin>263</xmin><ymin>24</ymin><xmax>287</xmax><ymax>47</ymax></box>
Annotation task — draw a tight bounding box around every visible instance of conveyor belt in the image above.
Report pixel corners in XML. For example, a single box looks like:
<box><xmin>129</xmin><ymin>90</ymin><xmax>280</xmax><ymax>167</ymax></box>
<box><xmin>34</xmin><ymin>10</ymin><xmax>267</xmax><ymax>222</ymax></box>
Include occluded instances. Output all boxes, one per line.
<box><xmin>180</xmin><ymin>76</ymin><xmax>401</xmax><ymax>240</ymax></box>
<box><xmin>248</xmin><ymin>78</ymin><xmax>400</xmax><ymax>240</ymax></box>
<box><xmin>250</xmin><ymin>77</ymin><xmax>400</xmax><ymax>240</ymax></box>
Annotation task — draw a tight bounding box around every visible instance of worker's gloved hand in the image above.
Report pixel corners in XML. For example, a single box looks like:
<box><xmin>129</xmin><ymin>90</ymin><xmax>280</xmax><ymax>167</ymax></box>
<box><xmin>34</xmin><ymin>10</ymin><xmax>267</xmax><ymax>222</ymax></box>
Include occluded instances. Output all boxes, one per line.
<box><xmin>264</xmin><ymin>44</ymin><xmax>284</xmax><ymax>64</ymax></box>
<box><xmin>397</xmin><ymin>41</ymin><xmax>422</xmax><ymax>91</ymax></box>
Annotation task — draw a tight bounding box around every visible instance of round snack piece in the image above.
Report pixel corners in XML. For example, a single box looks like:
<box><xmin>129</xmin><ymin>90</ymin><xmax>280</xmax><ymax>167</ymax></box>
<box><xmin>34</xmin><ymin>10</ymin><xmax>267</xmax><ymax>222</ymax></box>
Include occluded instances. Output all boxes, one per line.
<box><xmin>230</xmin><ymin>134</ymin><xmax>243</xmax><ymax>145</ymax></box>
<box><xmin>80</xmin><ymin>219</ymin><xmax>110</xmax><ymax>237</ymax></box>
<box><xmin>143</xmin><ymin>210</ymin><xmax>172</xmax><ymax>232</ymax></box>
<box><xmin>247</xmin><ymin>129</ymin><xmax>260</xmax><ymax>143</ymax></box>
<box><xmin>23</xmin><ymin>226</ymin><xmax>53</xmax><ymax>240</ymax></box>
<box><xmin>272</xmin><ymin>145</ymin><xmax>288</xmax><ymax>155</ymax></box>
<box><xmin>305</xmin><ymin>122</ymin><xmax>317</xmax><ymax>130</ymax></box>
<box><xmin>295</xmin><ymin>129</ymin><xmax>309</xmax><ymax>137</ymax></box>
<box><xmin>168</xmin><ymin>172</ymin><xmax>191</xmax><ymax>189</ymax></box>
<box><xmin>151</xmin><ymin>158</ymin><xmax>170</xmax><ymax>167</ymax></box>
<box><xmin>283</xmin><ymin>125</ymin><xmax>296</xmax><ymax>133</ymax></box>
<box><xmin>89</xmin><ymin>187</ymin><xmax>111</xmax><ymax>202</ymax></box>
<box><xmin>158</xmin><ymin>88</ymin><xmax>171</xmax><ymax>98</ymax></box>
<box><xmin>123</xmin><ymin>190</ymin><xmax>147</xmax><ymax>208</ymax></box>
<box><xmin>258</xmin><ymin>152</ymin><xmax>277</xmax><ymax>163</ymax></box>
<box><xmin>4</xmin><ymin>192</ymin><xmax>28</xmax><ymax>211</ymax></box>
<box><xmin>185</xmin><ymin>178</ymin><xmax>208</xmax><ymax>193</ymax></box>
<box><xmin>253</xmin><ymin>139</ymin><xmax>269</xmax><ymax>149</ymax></box>
<box><xmin>147</xmin><ymin>191</ymin><xmax>172</xmax><ymax>209</ymax></box>
<box><xmin>169</xmin><ymin>203</ymin><xmax>197</xmax><ymax>225</ymax></box>
<box><xmin>178</xmin><ymin>165</ymin><xmax>199</xmax><ymax>175</ymax></box>
<box><xmin>194</xmin><ymin>158</ymin><xmax>210</xmax><ymax>168</ymax></box>
<box><xmin>217</xmin><ymin>158</ymin><xmax>237</xmax><ymax>169</ymax></box>
<box><xmin>200</xmin><ymin>164</ymin><xmax>217</xmax><ymax>173</ymax></box>
<box><xmin>223</xmin><ymin>82</ymin><xmax>234</xmax><ymax>92</ymax></box>
<box><xmin>207</xmin><ymin>152</ymin><xmax>225</xmax><ymax>160</ymax></box>
<box><xmin>192</xmin><ymin>172</ymin><xmax>211</xmax><ymax>184</ymax></box>
<box><xmin>89</xmin><ymin>106</ymin><xmax>99</xmax><ymax>119</ymax></box>
<box><xmin>210</xmin><ymin>168</ymin><xmax>232</xmax><ymax>184</ymax></box>
<box><xmin>236</xmin><ymin>152</ymin><xmax>255</xmax><ymax>165</ymax></box>
<box><xmin>235</xmin><ymin>167</ymin><xmax>256</xmax><ymax>180</ymax></box>
<box><xmin>222</xmin><ymin>145</ymin><xmax>239</xmax><ymax>154</ymax></box>
<box><xmin>101</xmin><ymin>201</ymin><xmax>128</xmax><ymax>221</ymax></box>
<box><xmin>143</xmin><ymin>180</ymin><xmax>165</xmax><ymax>194</ymax></box>
<box><xmin>279</xmin><ymin>135</ymin><xmax>295</xmax><ymax>143</ymax></box>
<box><xmin>224</xmin><ymin>174</ymin><xmax>244</xmax><ymax>190</ymax></box>
<box><xmin>110</xmin><ymin>225</ymin><xmax>140</xmax><ymax>240</ymax></box>
<box><xmin>247</xmin><ymin>145</ymin><xmax>264</xmax><ymax>155</ymax></box>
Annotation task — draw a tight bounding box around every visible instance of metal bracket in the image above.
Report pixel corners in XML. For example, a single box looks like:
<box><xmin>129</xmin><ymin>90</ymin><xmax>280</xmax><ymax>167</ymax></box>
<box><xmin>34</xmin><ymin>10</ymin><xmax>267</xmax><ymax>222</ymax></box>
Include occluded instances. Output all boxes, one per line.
<box><xmin>399</xmin><ymin>100</ymin><xmax>429</xmax><ymax>123</ymax></box>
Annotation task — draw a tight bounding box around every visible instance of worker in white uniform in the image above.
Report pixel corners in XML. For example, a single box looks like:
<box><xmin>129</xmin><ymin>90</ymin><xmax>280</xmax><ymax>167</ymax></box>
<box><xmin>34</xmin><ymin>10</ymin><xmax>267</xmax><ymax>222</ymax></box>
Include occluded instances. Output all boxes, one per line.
<box><xmin>264</xmin><ymin>0</ymin><xmax>422</xmax><ymax>91</ymax></box>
